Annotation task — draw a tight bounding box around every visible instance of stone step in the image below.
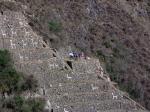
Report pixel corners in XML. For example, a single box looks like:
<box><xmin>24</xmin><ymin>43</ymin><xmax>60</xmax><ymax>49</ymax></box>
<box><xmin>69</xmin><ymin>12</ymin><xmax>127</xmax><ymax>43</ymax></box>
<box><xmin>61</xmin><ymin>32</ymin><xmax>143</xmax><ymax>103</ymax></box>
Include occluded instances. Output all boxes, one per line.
<box><xmin>14</xmin><ymin>57</ymin><xmax>64</xmax><ymax>73</ymax></box>
<box><xmin>72</xmin><ymin>59</ymin><xmax>100</xmax><ymax>73</ymax></box>
<box><xmin>46</xmin><ymin>78</ymin><xmax>109</xmax><ymax>86</ymax></box>
<box><xmin>0</xmin><ymin>38</ymin><xmax>43</xmax><ymax>49</ymax></box>
<box><xmin>46</xmin><ymin>80</ymin><xmax>111</xmax><ymax>96</ymax></box>
<box><xmin>51</xmin><ymin>91</ymin><xmax>124</xmax><ymax>106</ymax></box>
<box><xmin>14</xmin><ymin>58</ymin><xmax>65</xmax><ymax>88</ymax></box>
<box><xmin>45</xmin><ymin>70</ymin><xmax>103</xmax><ymax>84</ymax></box>
<box><xmin>11</xmin><ymin>48</ymin><xmax>56</xmax><ymax>62</ymax></box>
<box><xmin>53</xmin><ymin>100</ymin><xmax>137</xmax><ymax>112</ymax></box>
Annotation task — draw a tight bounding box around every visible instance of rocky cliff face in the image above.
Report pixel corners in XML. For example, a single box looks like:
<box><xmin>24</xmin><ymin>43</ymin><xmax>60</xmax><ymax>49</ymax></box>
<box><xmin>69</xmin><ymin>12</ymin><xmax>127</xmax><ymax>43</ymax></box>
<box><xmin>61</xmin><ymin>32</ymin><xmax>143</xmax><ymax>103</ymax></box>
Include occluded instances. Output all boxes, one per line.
<box><xmin>1</xmin><ymin>0</ymin><xmax>150</xmax><ymax>110</ymax></box>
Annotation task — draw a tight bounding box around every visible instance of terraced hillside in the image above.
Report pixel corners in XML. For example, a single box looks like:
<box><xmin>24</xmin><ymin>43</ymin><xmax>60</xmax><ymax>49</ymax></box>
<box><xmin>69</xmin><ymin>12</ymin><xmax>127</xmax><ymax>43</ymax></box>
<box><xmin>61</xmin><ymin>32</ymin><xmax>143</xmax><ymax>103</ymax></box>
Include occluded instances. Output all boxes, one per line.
<box><xmin>6</xmin><ymin>0</ymin><xmax>150</xmax><ymax>110</ymax></box>
<box><xmin>0</xmin><ymin>9</ymin><xmax>149</xmax><ymax>112</ymax></box>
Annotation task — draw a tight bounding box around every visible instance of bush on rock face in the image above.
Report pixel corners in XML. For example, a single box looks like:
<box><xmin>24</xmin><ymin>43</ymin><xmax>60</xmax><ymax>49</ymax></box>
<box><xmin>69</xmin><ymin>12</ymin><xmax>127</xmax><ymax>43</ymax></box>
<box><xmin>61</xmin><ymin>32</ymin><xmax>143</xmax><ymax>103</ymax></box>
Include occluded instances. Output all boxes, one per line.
<box><xmin>3</xmin><ymin>96</ymin><xmax>45</xmax><ymax>112</ymax></box>
<box><xmin>21</xmin><ymin>75</ymin><xmax>38</xmax><ymax>92</ymax></box>
<box><xmin>0</xmin><ymin>49</ymin><xmax>44</xmax><ymax>112</ymax></box>
<box><xmin>0</xmin><ymin>50</ymin><xmax>37</xmax><ymax>94</ymax></box>
<box><xmin>0</xmin><ymin>50</ymin><xmax>11</xmax><ymax>70</ymax></box>
<box><xmin>0</xmin><ymin>67</ymin><xmax>21</xmax><ymax>93</ymax></box>
<box><xmin>49</xmin><ymin>21</ymin><xmax>62</xmax><ymax>32</ymax></box>
<box><xmin>0</xmin><ymin>50</ymin><xmax>20</xmax><ymax>93</ymax></box>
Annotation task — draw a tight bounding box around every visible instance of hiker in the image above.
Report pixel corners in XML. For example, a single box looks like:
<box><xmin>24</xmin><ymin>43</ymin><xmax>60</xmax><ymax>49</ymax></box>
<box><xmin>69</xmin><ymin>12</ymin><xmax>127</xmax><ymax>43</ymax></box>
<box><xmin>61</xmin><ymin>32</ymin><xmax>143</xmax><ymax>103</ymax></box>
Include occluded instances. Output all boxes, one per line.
<box><xmin>80</xmin><ymin>52</ymin><xmax>85</xmax><ymax>59</ymax></box>
<box><xmin>69</xmin><ymin>51</ymin><xmax>81</xmax><ymax>60</ymax></box>
<box><xmin>73</xmin><ymin>52</ymin><xmax>79</xmax><ymax>60</ymax></box>
<box><xmin>69</xmin><ymin>52</ymin><xmax>74</xmax><ymax>58</ymax></box>
<box><xmin>87</xmin><ymin>56</ymin><xmax>90</xmax><ymax>60</ymax></box>
<box><xmin>73</xmin><ymin>52</ymin><xmax>79</xmax><ymax>58</ymax></box>
<box><xmin>78</xmin><ymin>53</ymin><xmax>81</xmax><ymax>58</ymax></box>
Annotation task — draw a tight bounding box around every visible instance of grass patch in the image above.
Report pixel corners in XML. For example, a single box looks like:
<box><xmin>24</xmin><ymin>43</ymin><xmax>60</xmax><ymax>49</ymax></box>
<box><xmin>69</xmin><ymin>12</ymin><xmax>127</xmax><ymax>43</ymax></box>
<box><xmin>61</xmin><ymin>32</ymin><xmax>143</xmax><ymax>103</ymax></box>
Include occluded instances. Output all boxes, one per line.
<box><xmin>48</xmin><ymin>20</ymin><xmax>62</xmax><ymax>32</ymax></box>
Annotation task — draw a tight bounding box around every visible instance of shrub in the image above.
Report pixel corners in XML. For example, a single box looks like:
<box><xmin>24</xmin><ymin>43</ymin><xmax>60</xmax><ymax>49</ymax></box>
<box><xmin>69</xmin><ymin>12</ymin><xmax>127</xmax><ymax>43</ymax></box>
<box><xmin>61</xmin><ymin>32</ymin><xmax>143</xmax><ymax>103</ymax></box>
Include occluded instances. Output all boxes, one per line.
<box><xmin>0</xmin><ymin>67</ymin><xmax>21</xmax><ymax>93</ymax></box>
<box><xmin>2</xmin><ymin>96</ymin><xmax>45</xmax><ymax>112</ymax></box>
<box><xmin>96</xmin><ymin>50</ymin><xmax>106</xmax><ymax>62</ymax></box>
<box><xmin>112</xmin><ymin>48</ymin><xmax>120</xmax><ymax>57</ymax></box>
<box><xmin>0</xmin><ymin>49</ymin><xmax>44</xmax><ymax>111</ymax></box>
<box><xmin>0</xmin><ymin>50</ymin><xmax>21</xmax><ymax>93</ymax></box>
<box><xmin>102</xmin><ymin>41</ymin><xmax>111</xmax><ymax>48</ymax></box>
<box><xmin>26</xmin><ymin>98</ymin><xmax>45</xmax><ymax>112</ymax></box>
<box><xmin>0</xmin><ymin>49</ymin><xmax>37</xmax><ymax>94</ymax></box>
<box><xmin>3</xmin><ymin>96</ymin><xmax>24</xmax><ymax>111</ymax></box>
<box><xmin>49</xmin><ymin>21</ymin><xmax>62</xmax><ymax>32</ymax></box>
<box><xmin>0</xmin><ymin>50</ymin><xmax>11</xmax><ymax>70</ymax></box>
<box><xmin>21</xmin><ymin>75</ymin><xmax>38</xmax><ymax>92</ymax></box>
<box><xmin>118</xmin><ymin>82</ymin><xmax>140</xmax><ymax>99</ymax></box>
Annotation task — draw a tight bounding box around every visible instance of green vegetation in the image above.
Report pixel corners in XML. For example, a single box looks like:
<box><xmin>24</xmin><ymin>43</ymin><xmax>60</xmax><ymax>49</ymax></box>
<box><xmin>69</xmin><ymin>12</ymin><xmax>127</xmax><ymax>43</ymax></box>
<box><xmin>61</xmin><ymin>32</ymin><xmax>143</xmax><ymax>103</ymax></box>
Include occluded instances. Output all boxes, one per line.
<box><xmin>97</xmin><ymin>39</ymin><xmax>140</xmax><ymax>99</ymax></box>
<box><xmin>0</xmin><ymin>50</ymin><xmax>37</xmax><ymax>94</ymax></box>
<box><xmin>49</xmin><ymin>20</ymin><xmax>62</xmax><ymax>32</ymax></box>
<box><xmin>96</xmin><ymin>50</ymin><xmax>106</xmax><ymax>62</ymax></box>
<box><xmin>0</xmin><ymin>50</ymin><xmax>11</xmax><ymax>69</ymax></box>
<box><xmin>97</xmin><ymin>40</ymin><xmax>129</xmax><ymax>81</ymax></box>
<box><xmin>0</xmin><ymin>49</ymin><xmax>44</xmax><ymax>112</ymax></box>
<box><xmin>119</xmin><ymin>83</ymin><xmax>140</xmax><ymax>99</ymax></box>
<box><xmin>2</xmin><ymin>96</ymin><xmax>45</xmax><ymax>112</ymax></box>
<box><xmin>102</xmin><ymin>41</ymin><xmax>112</xmax><ymax>48</ymax></box>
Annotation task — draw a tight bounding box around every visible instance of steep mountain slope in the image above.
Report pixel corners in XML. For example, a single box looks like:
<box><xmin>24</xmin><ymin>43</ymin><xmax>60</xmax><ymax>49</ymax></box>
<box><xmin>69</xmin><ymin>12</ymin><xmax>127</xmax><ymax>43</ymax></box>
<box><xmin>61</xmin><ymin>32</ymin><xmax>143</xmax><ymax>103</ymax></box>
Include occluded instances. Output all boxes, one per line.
<box><xmin>0</xmin><ymin>9</ymin><xmax>148</xmax><ymax>112</ymax></box>
<box><xmin>0</xmin><ymin>0</ymin><xmax>150</xmax><ymax>110</ymax></box>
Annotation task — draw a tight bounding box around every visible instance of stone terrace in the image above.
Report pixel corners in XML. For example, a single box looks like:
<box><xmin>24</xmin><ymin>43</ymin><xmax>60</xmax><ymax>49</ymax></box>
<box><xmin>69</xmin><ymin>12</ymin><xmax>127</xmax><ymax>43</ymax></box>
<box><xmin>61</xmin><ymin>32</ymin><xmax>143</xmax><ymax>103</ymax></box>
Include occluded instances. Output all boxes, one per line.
<box><xmin>0</xmin><ymin>11</ymin><xmax>148</xmax><ymax>112</ymax></box>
